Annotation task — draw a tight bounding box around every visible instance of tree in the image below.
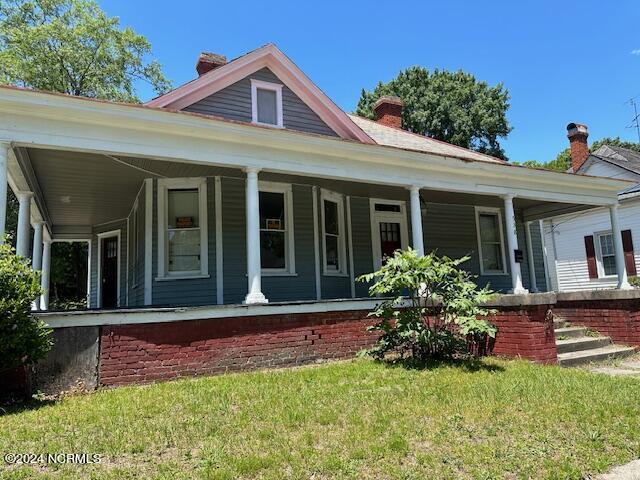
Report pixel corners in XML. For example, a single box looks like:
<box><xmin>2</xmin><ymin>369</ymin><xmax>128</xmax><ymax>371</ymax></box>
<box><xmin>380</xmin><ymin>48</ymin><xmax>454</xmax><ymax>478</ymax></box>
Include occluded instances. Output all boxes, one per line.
<box><xmin>514</xmin><ymin>137</ymin><xmax>640</xmax><ymax>172</ymax></box>
<box><xmin>0</xmin><ymin>0</ymin><xmax>171</xmax><ymax>307</ymax></box>
<box><xmin>0</xmin><ymin>0</ymin><xmax>170</xmax><ymax>102</ymax></box>
<box><xmin>355</xmin><ymin>67</ymin><xmax>512</xmax><ymax>159</ymax></box>
<box><xmin>358</xmin><ymin>249</ymin><xmax>497</xmax><ymax>361</ymax></box>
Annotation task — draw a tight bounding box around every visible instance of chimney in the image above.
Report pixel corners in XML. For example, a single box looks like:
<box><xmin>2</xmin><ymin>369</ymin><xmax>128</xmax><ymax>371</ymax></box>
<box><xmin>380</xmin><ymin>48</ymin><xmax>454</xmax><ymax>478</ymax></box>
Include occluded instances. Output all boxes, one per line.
<box><xmin>567</xmin><ymin>122</ymin><xmax>590</xmax><ymax>172</ymax></box>
<box><xmin>196</xmin><ymin>52</ymin><xmax>227</xmax><ymax>76</ymax></box>
<box><xmin>374</xmin><ymin>96</ymin><xmax>403</xmax><ymax>129</ymax></box>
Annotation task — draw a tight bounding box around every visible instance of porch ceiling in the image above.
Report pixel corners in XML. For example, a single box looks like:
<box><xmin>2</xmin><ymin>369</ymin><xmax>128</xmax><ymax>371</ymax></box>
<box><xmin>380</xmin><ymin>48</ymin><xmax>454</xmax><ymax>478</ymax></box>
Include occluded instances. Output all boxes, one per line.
<box><xmin>21</xmin><ymin>146</ymin><xmax>592</xmax><ymax>236</ymax></box>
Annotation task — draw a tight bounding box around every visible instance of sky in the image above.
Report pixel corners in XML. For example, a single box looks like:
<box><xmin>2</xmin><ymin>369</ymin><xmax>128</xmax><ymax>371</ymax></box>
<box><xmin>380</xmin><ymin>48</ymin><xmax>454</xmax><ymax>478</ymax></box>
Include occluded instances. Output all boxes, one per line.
<box><xmin>100</xmin><ymin>0</ymin><xmax>640</xmax><ymax>163</ymax></box>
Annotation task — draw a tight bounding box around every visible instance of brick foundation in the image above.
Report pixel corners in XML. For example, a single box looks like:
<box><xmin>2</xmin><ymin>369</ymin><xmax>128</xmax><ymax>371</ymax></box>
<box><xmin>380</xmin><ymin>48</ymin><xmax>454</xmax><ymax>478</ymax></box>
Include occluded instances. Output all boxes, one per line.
<box><xmin>488</xmin><ymin>305</ymin><xmax>557</xmax><ymax>364</ymax></box>
<box><xmin>555</xmin><ymin>297</ymin><xmax>640</xmax><ymax>347</ymax></box>
<box><xmin>99</xmin><ymin>310</ymin><xmax>378</xmax><ymax>386</ymax></box>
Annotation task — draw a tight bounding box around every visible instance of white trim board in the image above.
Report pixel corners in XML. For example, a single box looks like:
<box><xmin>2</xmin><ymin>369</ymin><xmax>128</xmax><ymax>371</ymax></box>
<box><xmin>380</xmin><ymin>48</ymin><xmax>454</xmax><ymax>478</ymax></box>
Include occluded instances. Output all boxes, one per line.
<box><xmin>215</xmin><ymin>176</ymin><xmax>224</xmax><ymax>305</ymax></box>
<box><xmin>40</xmin><ymin>298</ymin><xmax>387</xmax><ymax>329</ymax></box>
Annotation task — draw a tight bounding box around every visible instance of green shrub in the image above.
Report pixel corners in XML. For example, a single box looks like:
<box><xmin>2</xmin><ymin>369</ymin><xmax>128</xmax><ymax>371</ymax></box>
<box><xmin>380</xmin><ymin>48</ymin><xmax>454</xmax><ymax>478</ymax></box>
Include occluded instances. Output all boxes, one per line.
<box><xmin>629</xmin><ymin>276</ymin><xmax>640</xmax><ymax>288</ymax></box>
<box><xmin>358</xmin><ymin>249</ymin><xmax>497</xmax><ymax>361</ymax></box>
<box><xmin>0</xmin><ymin>242</ymin><xmax>51</xmax><ymax>371</ymax></box>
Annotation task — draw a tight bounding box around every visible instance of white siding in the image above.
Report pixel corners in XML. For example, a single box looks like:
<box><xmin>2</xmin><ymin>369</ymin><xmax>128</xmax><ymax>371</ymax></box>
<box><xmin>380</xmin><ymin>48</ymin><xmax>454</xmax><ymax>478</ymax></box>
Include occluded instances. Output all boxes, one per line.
<box><xmin>581</xmin><ymin>160</ymin><xmax>640</xmax><ymax>181</ymax></box>
<box><xmin>544</xmin><ymin>200</ymin><xmax>640</xmax><ymax>291</ymax></box>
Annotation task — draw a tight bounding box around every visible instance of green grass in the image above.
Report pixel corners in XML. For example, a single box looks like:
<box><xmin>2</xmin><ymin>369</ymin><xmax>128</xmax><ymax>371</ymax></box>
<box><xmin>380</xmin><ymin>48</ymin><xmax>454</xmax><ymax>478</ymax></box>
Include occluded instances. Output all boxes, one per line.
<box><xmin>1</xmin><ymin>358</ymin><xmax>640</xmax><ymax>479</ymax></box>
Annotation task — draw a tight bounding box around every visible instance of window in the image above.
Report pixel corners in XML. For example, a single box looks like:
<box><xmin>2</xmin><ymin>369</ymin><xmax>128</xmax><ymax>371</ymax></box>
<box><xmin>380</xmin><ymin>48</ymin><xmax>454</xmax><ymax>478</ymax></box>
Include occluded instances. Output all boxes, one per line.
<box><xmin>321</xmin><ymin>190</ymin><xmax>347</xmax><ymax>275</ymax></box>
<box><xmin>251</xmin><ymin>79</ymin><xmax>283</xmax><ymax>128</ymax></box>
<box><xmin>259</xmin><ymin>182</ymin><xmax>295</xmax><ymax>274</ymax></box>
<box><xmin>157</xmin><ymin>178</ymin><xmax>208</xmax><ymax>279</ymax></box>
<box><xmin>475</xmin><ymin>208</ymin><xmax>507</xmax><ymax>275</ymax></box>
<box><xmin>596</xmin><ymin>232</ymin><xmax>617</xmax><ymax>277</ymax></box>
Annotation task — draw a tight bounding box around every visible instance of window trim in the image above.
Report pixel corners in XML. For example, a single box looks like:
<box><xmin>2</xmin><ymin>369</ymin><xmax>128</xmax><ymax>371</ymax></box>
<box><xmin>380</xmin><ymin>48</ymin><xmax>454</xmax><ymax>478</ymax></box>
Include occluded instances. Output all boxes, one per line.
<box><xmin>259</xmin><ymin>181</ymin><xmax>295</xmax><ymax>275</ymax></box>
<box><xmin>595</xmin><ymin>230</ymin><xmax>617</xmax><ymax>279</ymax></box>
<box><xmin>474</xmin><ymin>206</ymin><xmax>508</xmax><ymax>276</ymax></box>
<box><xmin>131</xmin><ymin>198</ymin><xmax>139</xmax><ymax>288</ymax></box>
<box><xmin>369</xmin><ymin>198</ymin><xmax>409</xmax><ymax>270</ymax></box>
<box><xmin>157</xmin><ymin>177</ymin><xmax>209</xmax><ymax>280</ymax></box>
<box><xmin>320</xmin><ymin>189</ymin><xmax>347</xmax><ymax>276</ymax></box>
<box><xmin>251</xmin><ymin>79</ymin><xmax>284</xmax><ymax>128</ymax></box>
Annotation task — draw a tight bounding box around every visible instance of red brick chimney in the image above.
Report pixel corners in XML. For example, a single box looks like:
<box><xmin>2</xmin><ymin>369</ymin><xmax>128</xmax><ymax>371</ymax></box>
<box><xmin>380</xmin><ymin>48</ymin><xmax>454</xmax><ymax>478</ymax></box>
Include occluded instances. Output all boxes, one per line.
<box><xmin>196</xmin><ymin>52</ymin><xmax>227</xmax><ymax>76</ymax></box>
<box><xmin>374</xmin><ymin>96</ymin><xmax>403</xmax><ymax>129</ymax></box>
<box><xmin>567</xmin><ymin>122</ymin><xmax>590</xmax><ymax>172</ymax></box>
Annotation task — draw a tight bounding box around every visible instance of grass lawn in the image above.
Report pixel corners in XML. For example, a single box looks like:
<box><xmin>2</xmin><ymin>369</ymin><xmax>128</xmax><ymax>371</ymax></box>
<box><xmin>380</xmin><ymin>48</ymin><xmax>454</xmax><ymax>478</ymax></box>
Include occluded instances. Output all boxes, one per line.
<box><xmin>1</xmin><ymin>358</ymin><xmax>640</xmax><ymax>479</ymax></box>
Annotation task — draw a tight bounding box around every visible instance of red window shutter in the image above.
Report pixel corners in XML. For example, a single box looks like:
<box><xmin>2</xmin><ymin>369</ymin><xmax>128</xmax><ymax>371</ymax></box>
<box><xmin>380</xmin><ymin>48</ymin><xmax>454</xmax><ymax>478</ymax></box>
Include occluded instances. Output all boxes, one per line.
<box><xmin>584</xmin><ymin>235</ymin><xmax>598</xmax><ymax>279</ymax></box>
<box><xmin>621</xmin><ymin>230</ymin><xmax>637</xmax><ymax>276</ymax></box>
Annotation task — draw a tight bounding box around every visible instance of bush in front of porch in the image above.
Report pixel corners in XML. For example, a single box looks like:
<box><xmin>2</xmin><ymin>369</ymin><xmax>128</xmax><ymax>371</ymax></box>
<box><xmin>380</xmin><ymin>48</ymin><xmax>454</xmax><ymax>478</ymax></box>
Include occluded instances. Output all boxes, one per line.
<box><xmin>0</xmin><ymin>242</ymin><xmax>51</xmax><ymax>373</ymax></box>
<box><xmin>358</xmin><ymin>249</ymin><xmax>497</xmax><ymax>362</ymax></box>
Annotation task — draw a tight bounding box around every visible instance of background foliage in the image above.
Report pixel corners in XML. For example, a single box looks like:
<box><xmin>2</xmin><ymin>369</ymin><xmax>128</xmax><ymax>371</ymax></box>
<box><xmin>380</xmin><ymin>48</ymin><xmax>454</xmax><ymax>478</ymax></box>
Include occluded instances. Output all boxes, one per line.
<box><xmin>356</xmin><ymin>67</ymin><xmax>512</xmax><ymax>159</ymax></box>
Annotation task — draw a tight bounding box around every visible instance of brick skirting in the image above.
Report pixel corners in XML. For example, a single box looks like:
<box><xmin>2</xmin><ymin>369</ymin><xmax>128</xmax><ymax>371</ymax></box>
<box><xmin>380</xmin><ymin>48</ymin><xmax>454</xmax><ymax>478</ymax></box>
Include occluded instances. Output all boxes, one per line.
<box><xmin>97</xmin><ymin>304</ymin><xmax>559</xmax><ymax>386</ymax></box>
<box><xmin>488</xmin><ymin>306</ymin><xmax>557</xmax><ymax>364</ymax></box>
<box><xmin>555</xmin><ymin>298</ymin><xmax>640</xmax><ymax>347</ymax></box>
<box><xmin>99</xmin><ymin>310</ymin><xmax>378</xmax><ymax>386</ymax></box>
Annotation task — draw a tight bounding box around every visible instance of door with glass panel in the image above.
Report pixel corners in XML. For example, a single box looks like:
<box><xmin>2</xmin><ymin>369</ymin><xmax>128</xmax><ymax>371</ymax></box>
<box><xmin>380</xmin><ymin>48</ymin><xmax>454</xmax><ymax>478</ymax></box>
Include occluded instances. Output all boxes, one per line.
<box><xmin>370</xmin><ymin>200</ymin><xmax>409</xmax><ymax>270</ymax></box>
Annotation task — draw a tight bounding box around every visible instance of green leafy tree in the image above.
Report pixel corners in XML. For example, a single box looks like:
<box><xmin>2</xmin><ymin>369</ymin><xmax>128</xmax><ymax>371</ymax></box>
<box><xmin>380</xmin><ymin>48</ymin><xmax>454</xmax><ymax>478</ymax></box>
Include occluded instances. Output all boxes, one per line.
<box><xmin>514</xmin><ymin>137</ymin><xmax>640</xmax><ymax>171</ymax></box>
<box><xmin>356</xmin><ymin>67</ymin><xmax>512</xmax><ymax>159</ymax></box>
<box><xmin>0</xmin><ymin>242</ymin><xmax>51</xmax><ymax>371</ymax></box>
<box><xmin>358</xmin><ymin>249</ymin><xmax>497</xmax><ymax>361</ymax></box>
<box><xmin>0</xmin><ymin>0</ymin><xmax>171</xmax><ymax>307</ymax></box>
<box><xmin>0</xmin><ymin>0</ymin><xmax>171</xmax><ymax>102</ymax></box>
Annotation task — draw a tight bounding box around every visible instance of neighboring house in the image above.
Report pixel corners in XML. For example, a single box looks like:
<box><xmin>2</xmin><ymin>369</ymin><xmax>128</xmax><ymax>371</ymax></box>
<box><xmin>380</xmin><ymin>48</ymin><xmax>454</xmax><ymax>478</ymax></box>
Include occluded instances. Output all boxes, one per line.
<box><xmin>0</xmin><ymin>45</ymin><xmax>630</xmax><ymax>316</ymax></box>
<box><xmin>544</xmin><ymin>124</ymin><xmax>640</xmax><ymax>291</ymax></box>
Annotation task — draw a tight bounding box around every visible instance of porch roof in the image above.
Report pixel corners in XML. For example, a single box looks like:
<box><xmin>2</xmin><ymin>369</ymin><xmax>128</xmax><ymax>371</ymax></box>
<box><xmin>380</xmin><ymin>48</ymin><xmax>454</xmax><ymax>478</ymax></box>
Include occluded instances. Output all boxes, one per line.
<box><xmin>0</xmin><ymin>84</ymin><xmax>632</xmax><ymax>235</ymax></box>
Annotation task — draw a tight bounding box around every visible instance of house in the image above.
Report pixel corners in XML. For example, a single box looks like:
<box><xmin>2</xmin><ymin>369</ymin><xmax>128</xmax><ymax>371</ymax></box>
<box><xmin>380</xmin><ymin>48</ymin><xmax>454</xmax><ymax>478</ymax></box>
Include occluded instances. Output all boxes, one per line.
<box><xmin>544</xmin><ymin>124</ymin><xmax>640</xmax><ymax>291</ymax></box>
<box><xmin>0</xmin><ymin>44</ymin><xmax>635</xmax><ymax>387</ymax></box>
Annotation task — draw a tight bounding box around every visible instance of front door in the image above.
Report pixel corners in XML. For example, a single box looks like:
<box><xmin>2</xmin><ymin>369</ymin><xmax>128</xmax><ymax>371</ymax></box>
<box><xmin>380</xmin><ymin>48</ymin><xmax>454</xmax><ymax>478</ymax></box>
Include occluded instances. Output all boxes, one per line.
<box><xmin>100</xmin><ymin>235</ymin><xmax>118</xmax><ymax>308</ymax></box>
<box><xmin>371</xmin><ymin>200</ymin><xmax>409</xmax><ymax>270</ymax></box>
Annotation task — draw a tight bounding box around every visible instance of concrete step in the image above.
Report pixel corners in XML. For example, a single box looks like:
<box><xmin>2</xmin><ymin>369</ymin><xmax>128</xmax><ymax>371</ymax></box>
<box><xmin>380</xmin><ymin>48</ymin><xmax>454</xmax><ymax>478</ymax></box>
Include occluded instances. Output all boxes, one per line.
<box><xmin>553</xmin><ymin>319</ymin><xmax>571</xmax><ymax>329</ymax></box>
<box><xmin>556</xmin><ymin>336</ymin><xmax>611</xmax><ymax>354</ymax></box>
<box><xmin>554</xmin><ymin>326</ymin><xmax>588</xmax><ymax>339</ymax></box>
<box><xmin>558</xmin><ymin>345</ymin><xmax>636</xmax><ymax>367</ymax></box>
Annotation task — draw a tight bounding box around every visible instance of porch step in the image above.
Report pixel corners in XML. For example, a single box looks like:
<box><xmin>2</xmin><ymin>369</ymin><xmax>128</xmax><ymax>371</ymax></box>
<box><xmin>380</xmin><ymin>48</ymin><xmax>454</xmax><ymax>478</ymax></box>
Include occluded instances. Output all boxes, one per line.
<box><xmin>553</xmin><ymin>319</ymin><xmax>571</xmax><ymax>329</ymax></box>
<box><xmin>557</xmin><ymin>345</ymin><xmax>636</xmax><ymax>367</ymax></box>
<box><xmin>556</xmin><ymin>336</ymin><xmax>611</xmax><ymax>354</ymax></box>
<box><xmin>554</xmin><ymin>326</ymin><xmax>587</xmax><ymax>339</ymax></box>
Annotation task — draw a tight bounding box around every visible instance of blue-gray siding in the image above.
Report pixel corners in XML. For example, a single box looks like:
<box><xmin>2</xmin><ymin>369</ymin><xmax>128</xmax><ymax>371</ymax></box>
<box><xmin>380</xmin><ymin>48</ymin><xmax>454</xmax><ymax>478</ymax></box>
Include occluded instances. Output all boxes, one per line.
<box><xmin>183</xmin><ymin>68</ymin><xmax>338</xmax><ymax>137</ymax></box>
<box><xmin>95</xmin><ymin>174</ymin><xmax>548</xmax><ymax>309</ymax></box>
<box><xmin>127</xmin><ymin>183</ymin><xmax>146</xmax><ymax>307</ymax></box>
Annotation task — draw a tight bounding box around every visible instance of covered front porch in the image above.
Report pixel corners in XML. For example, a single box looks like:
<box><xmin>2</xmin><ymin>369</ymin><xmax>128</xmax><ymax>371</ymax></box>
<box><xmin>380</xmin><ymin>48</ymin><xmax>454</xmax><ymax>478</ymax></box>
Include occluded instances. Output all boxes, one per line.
<box><xmin>0</xmin><ymin>86</ymin><xmax>632</xmax><ymax>313</ymax></box>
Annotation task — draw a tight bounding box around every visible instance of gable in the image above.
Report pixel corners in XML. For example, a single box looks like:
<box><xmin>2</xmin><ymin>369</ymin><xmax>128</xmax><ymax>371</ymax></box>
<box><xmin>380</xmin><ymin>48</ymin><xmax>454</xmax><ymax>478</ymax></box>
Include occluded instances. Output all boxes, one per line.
<box><xmin>581</xmin><ymin>156</ymin><xmax>640</xmax><ymax>182</ymax></box>
<box><xmin>183</xmin><ymin>68</ymin><xmax>339</xmax><ymax>137</ymax></box>
<box><xmin>145</xmin><ymin>44</ymin><xmax>372</xmax><ymax>143</ymax></box>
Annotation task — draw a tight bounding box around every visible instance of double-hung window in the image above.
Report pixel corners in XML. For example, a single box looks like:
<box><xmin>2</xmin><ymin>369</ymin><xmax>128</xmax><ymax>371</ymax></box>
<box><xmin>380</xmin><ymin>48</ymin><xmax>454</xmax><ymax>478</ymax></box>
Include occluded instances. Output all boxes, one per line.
<box><xmin>596</xmin><ymin>231</ymin><xmax>617</xmax><ymax>277</ymax></box>
<box><xmin>251</xmin><ymin>79</ymin><xmax>283</xmax><ymax>128</ymax></box>
<box><xmin>321</xmin><ymin>190</ymin><xmax>347</xmax><ymax>275</ymax></box>
<box><xmin>157</xmin><ymin>178</ymin><xmax>208</xmax><ymax>279</ymax></box>
<box><xmin>259</xmin><ymin>182</ymin><xmax>295</xmax><ymax>274</ymax></box>
<box><xmin>475</xmin><ymin>207</ymin><xmax>507</xmax><ymax>275</ymax></box>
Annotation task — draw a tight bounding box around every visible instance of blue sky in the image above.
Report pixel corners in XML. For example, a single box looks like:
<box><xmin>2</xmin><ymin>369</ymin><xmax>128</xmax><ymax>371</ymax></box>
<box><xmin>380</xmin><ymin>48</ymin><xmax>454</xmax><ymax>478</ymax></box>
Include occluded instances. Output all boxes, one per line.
<box><xmin>101</xmin><ymin>0</ymin><xmax>640</xmax><ymax>163</ymax></box>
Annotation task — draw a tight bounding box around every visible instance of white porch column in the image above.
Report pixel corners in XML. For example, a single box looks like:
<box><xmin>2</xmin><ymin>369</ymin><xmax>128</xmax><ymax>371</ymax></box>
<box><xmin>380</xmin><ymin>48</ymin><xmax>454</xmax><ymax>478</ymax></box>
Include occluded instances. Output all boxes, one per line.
<box><xmin>408</xmin><ymin>185</ymin><xmax>425</xmax><ymax>256</ymax></box>
<box><xmin>31</xmin><ymin>222</ymin><xmax>44</xmax><ymax>310</ymax></box>
<box><xmin>609</xmin><ymin>204</ymin><xmax>632</xmax><ymax>290</ymax></box>
<box><xmin>0</xmin><ymin>143</ymin><xmax>8</xmax><ymax>242</ymax></box>
<box><xmin>524</xmin><ymin>221</ymin><xmax>538</xmax><ymax>293</ymax></box>
<box><xmin>502</xmin><ymin>194</ymin><xmax>528</xmax><ymax>294</ymax></box>
<box><xmin>244</xmin><ymin>167</ymin><xmax>268</xmax><ymax>304</ymax></box>
<box><xmin>40</xmin><ymin>239</ymin><xmax>52</xmax><ymax>310</ymax></box>
<box><xmin>16</xmin><ymin>191</ymin><xmax>33</xmax><ymax>257</ymax></box>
